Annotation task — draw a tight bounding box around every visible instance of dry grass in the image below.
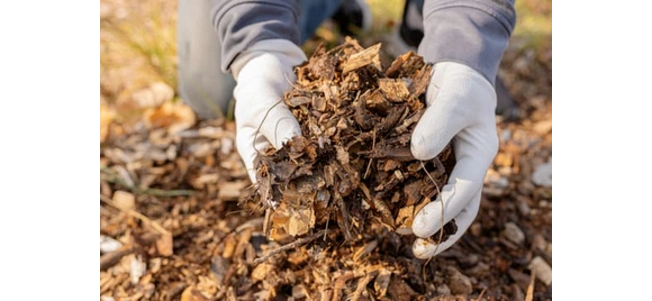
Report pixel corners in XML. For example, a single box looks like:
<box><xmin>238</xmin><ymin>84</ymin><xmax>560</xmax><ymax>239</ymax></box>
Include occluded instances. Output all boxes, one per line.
<box><xmin>100</xmin><ymin>0</ymin><xmax>178</xmax><ymax>122</ymax></box>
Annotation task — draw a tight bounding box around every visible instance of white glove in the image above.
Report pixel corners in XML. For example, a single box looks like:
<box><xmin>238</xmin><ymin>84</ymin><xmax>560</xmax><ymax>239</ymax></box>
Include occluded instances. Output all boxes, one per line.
<box><xmin>231</xmin><ymin>39</ymin><xmax>307</xmax><ymax>182</ymax></box>
<box><xmin>410</xmin><ymin>62</ymin><xmax>499</xmax><ymax>259</ymax></box>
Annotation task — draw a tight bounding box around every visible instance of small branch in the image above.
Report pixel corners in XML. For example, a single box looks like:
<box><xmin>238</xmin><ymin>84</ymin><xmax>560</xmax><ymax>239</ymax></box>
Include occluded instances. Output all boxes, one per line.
<box><xmin>253</xmin><ymin>230</ymin><xmax>327</xmax><ymax>266</ymax></box>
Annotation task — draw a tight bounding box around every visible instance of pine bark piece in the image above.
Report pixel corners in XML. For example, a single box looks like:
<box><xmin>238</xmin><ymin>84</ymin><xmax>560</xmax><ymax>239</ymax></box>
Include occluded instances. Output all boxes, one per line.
<box><xmin>342</xmin><ymin>43</ymin><xmax>381</xmax><ymax>74</ymax></box>
<box><xmin>378</xmin><ymin>79</ymin><xmax>410</xmax><ymax>102</ymax></box>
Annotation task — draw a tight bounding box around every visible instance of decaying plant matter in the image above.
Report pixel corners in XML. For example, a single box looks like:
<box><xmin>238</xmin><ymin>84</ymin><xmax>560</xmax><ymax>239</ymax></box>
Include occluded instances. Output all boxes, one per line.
<box><xmin>248</xmin><ymin>38</ymin><xmax>457</xmax><ymax>245</ymax></box>
<box><xmin>101</xmin><ymin>33</ymin><xmax>553</xmax><ymax>300</ymax></box>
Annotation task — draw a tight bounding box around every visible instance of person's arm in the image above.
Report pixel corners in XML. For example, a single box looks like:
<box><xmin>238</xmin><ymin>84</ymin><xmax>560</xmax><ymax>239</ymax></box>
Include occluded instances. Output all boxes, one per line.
<box><xmin>410</xmin><ymin>0</ymin><xmax>516</xmax><ymax>259</ymax></box>
<box><xmin>418</xmin><ymin>0</ymin><xmax>516</xmax><ymax>84</ymax></box>
<box><xmin>212</xmin><ymin>1</ymin><xmax>307</xmax><ymax>181</ymax></box>
<box><xmin>212</xmin><ymin>0</ymin><xmax>302</xmax><ymax>73</ymax></box>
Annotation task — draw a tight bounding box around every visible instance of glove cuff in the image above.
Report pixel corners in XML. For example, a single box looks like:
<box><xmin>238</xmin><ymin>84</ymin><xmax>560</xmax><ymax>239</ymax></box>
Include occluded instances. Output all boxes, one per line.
<box><xmin>230</xmin><ymin>39</ymin><xmax>307</xmax><ymax>80</ymax></box>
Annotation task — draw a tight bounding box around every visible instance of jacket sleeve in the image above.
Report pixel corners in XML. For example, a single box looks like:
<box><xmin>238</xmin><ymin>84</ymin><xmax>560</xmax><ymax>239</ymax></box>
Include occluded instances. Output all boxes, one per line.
<box><xmin>418</xmin><ymin>0</ymin><xmax>516</xmax><ymax>85</ymax></box>
<box><xmin>212</xmin><ymin>0</ymin><xmax>301</xmax><ymax>73</ymax></box>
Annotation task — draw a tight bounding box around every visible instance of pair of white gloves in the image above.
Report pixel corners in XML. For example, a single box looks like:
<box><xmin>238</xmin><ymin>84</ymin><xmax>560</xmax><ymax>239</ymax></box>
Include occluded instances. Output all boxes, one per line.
<box><xmin>231</xmin><ymin>40</ymin><xmax>498</xmax><ymax>259</ymax></box>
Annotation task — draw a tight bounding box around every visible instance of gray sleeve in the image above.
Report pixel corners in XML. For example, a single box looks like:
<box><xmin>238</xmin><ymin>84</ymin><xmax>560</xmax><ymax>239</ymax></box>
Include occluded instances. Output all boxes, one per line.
<box><xmin>212</xmin><ymin>0</ymin><xmax>301</xmax><ymax>73</ymax></box>
<box><xmin>417</xmin><ymin>0</ymin><xmax>516</xmax><ymax>85</ymax></box>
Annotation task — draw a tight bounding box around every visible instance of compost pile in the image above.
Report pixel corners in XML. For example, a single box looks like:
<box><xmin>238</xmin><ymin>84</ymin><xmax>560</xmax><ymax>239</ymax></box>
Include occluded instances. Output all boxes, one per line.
<box><xmin>249</xmin><ymin>38</ymin><xmax>456</xmax><ymax>245</ymax></box>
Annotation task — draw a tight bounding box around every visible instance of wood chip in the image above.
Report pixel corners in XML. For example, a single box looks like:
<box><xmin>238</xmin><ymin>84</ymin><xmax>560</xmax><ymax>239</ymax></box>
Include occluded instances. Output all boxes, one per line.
<box><xmin>342</xmin><ymin>43</ymin><xmax>381</xmax><ymax>74</ymax></box>
<box><xmin>100</xmin><ymin>32</ymin><xmax>552</xmax><ymax>300</ymax></box>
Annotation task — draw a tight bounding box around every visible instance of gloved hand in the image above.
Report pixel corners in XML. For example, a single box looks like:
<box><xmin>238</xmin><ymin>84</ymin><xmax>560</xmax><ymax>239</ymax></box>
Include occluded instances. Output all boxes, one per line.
<box><xmin>410</xmin><ymin>62</ymin><xmax>499</xmax><ymax>259</ymax></box>
<box><xmin>231</xmin><ymin>39</ymin><xmax>307</xmax><ymax>182</ymax></box>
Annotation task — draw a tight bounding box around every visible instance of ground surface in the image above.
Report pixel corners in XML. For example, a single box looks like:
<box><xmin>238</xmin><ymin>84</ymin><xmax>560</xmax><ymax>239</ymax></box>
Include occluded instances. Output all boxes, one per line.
<box><xmin>100</xmin><ymin>1</ymin><xmax>552</xmax><ymax>300</ymax></box>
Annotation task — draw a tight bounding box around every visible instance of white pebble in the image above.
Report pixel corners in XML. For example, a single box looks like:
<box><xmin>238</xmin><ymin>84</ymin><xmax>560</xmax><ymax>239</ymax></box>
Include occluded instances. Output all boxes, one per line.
<box><xmin>100</xmin><ymin>235</ymin><xmax>123</xmax><ymax>254</ymax></box>
<box><xmin>532</xmin><ymin>158</ymin><xmax>552</xmax><ymax>187</ymax></box>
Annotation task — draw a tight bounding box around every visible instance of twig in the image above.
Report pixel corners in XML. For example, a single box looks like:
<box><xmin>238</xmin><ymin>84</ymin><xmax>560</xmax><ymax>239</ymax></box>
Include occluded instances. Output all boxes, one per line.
<box><xmin>476</xmin><ymin>288</ymin><xmax>487</xmax><ymax>301</ymax></box>
<box><xmin>138</xmin><ymin>187</ymin><xmax>196</xmax><ymax>197</ymax></box>
<box><xmin>263</xmin><ymin>208</ymin><xmax>272</xmax><ymax>237</ymax></box>
<box><xmin>101</xmin><ymin>167</ymin><xmax>196</xmax><ymax>197</ymax></box>
<box><xmin>100</xmin><ymin>194</ymin><xmax>169</xmax><ymax>235</ymax></box>
<box><xmin>421</xmin><ymin>161</ymin><xmax>445</xmax><ymax>255</ymax></box>
<box><xmin>363</xmin><ymin>128</ymin><xmax>376</xmax><ymax>179</ymax></box>
<box><xmin>252</xmin><ymin>230</ymin><xmax>327</xmax><ymax>266</ymax></box>
<box><xmin>253</xmin><ymin>99</ymin><xmax>284</xmax><ymax>156</ymax></box>
<box><xmin>422</xmin><ymin>256</ymin><xmax>433</xmax><ymax>285</ymax></box>
<box><xmin>100</xmin><ymin>244</ymin><xmax>134</xmax><ymax>271</ymax></box>
<box><xmin>525</xmin><ymin>272</ymin><xmax>535</xmax><ymax>301</ymax></box>
<box><xmin>323</xmin><ymin>209</ymin><xmax>331</xmax><ymax>241</ymax></box>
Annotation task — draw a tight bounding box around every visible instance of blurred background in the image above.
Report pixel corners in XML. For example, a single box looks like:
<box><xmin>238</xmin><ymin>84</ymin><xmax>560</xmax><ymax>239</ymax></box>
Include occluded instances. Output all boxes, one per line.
<box><xmin>100</xmin><ymin>1</ymin><xmax>551</xmax><ymax>300</ymax></box>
